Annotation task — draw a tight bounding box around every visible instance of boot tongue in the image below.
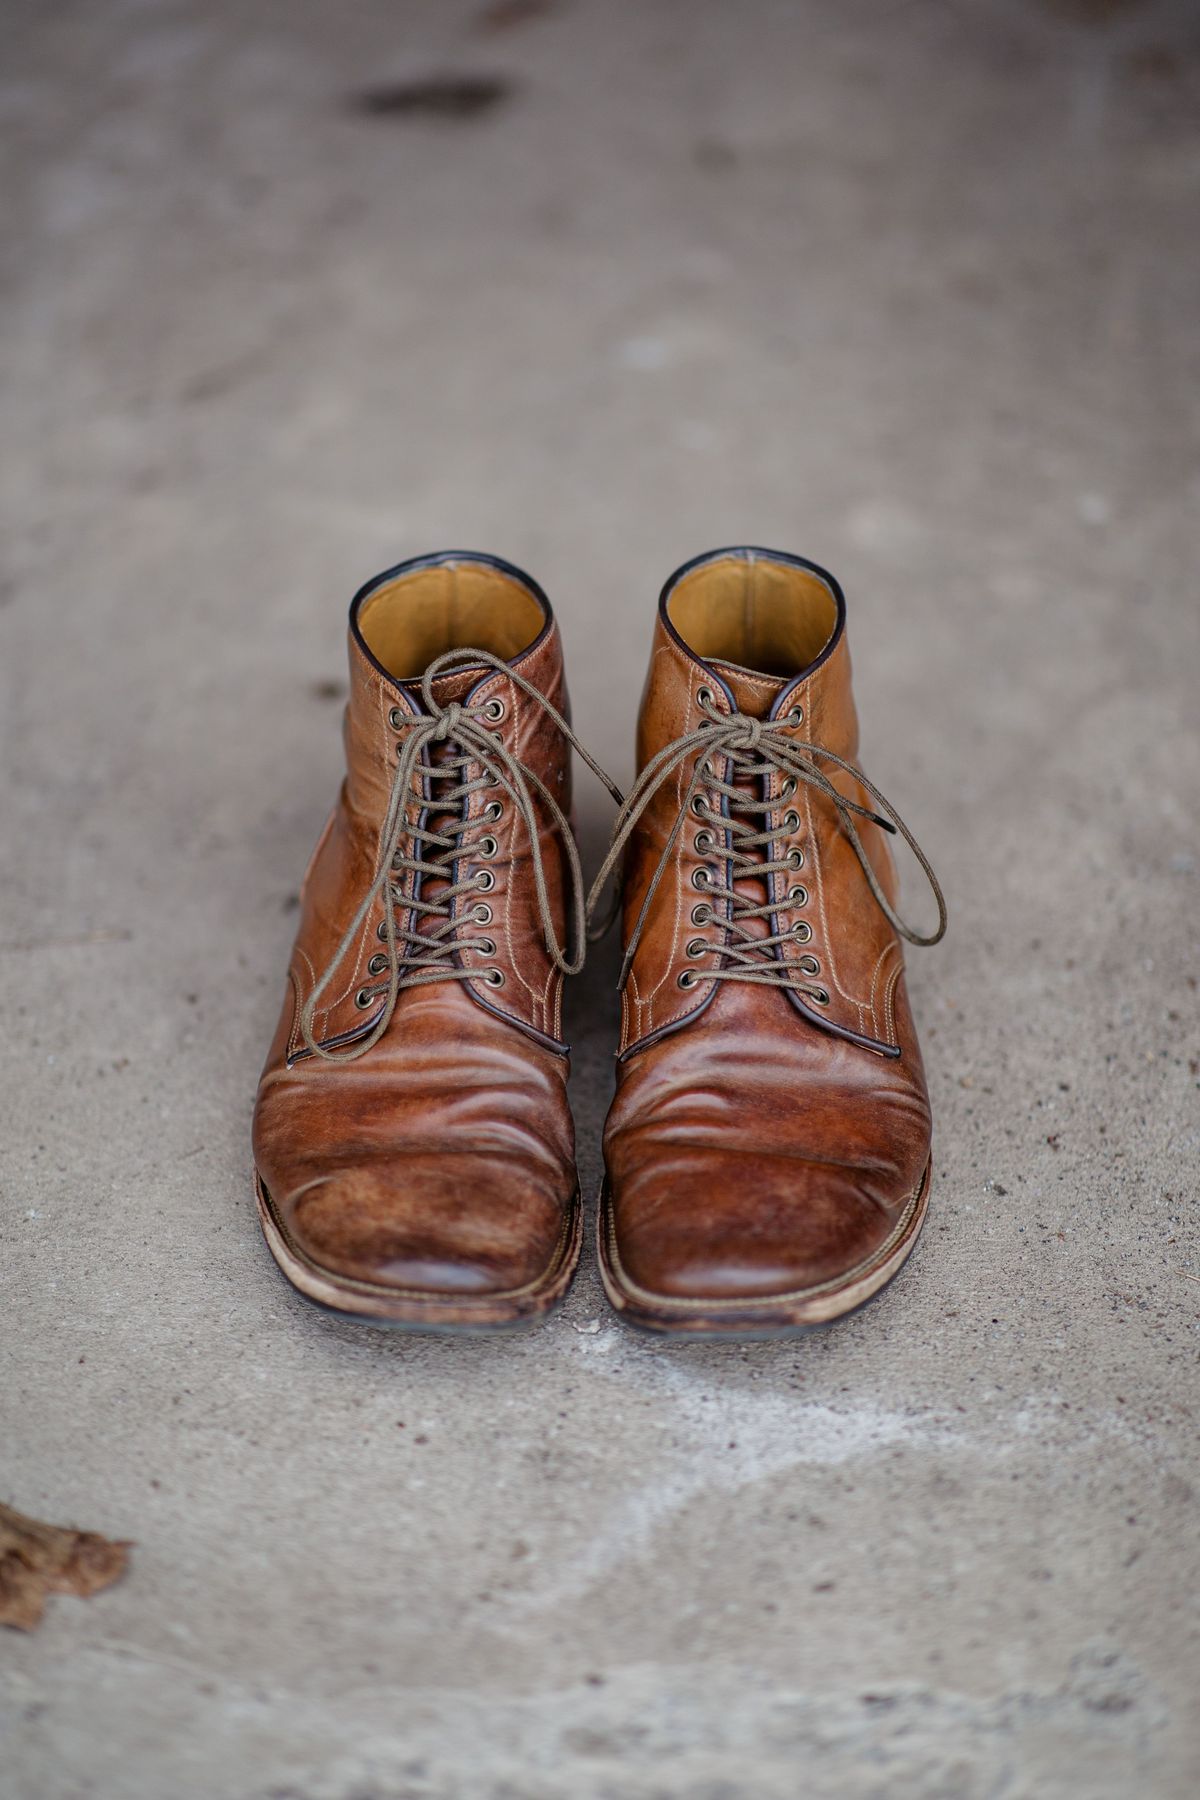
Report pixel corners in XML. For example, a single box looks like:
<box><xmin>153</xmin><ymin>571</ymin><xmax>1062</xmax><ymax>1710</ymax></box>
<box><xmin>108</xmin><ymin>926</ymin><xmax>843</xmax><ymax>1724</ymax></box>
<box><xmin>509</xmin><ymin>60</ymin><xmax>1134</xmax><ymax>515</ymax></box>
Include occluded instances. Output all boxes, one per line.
<box><xmin>422</xmin><ymin>640</ymin><xmax>544</xmax><ymax>710</ymax></box>
<box><xmin>707</xmin><ymin>661</ymin><xmax>788</xmax><ymax>941</ymax></box>
<box><xmin>422</xmin><ymin>663</ymin><xmax>487</xmax><ymax>708</ymax></box>
<box><xmin>710</xmin><ymin>660</ymin><xmax>787</xmax><ymax>719</ymax></box>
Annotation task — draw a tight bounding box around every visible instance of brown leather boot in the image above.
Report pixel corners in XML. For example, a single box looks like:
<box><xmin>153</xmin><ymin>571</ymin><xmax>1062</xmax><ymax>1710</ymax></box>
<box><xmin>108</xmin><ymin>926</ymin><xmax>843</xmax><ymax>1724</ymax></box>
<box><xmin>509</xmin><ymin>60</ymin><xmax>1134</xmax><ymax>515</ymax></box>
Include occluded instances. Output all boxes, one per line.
<box><xmin>593</xmin><ymin>547</ymin><xmax>946</xmax><ymax>1336</ymax></box>
<box><xmin>253</xmin><ymin>551</ymin><xmax>618</xmax><ymax>1330</ymax></box>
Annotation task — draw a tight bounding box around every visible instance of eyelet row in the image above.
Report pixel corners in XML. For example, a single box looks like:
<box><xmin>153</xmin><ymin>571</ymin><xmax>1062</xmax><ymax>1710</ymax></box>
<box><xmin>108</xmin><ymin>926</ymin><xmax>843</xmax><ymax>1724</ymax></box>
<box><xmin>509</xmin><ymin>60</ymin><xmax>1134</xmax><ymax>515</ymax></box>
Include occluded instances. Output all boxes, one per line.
<box><xmin>469</xmin><ymin>804</ymin><xmax>500</xmax><ymax>987</ymax></box>
<box><xmin>387</xmin><ymin>696</ymin><xmax>506</xmax><ymax>732</ymax></box>
<box><xmin>799</xmin><ymin>956</ymin><xmax>829</xmax><ymax>1001</ymax></box>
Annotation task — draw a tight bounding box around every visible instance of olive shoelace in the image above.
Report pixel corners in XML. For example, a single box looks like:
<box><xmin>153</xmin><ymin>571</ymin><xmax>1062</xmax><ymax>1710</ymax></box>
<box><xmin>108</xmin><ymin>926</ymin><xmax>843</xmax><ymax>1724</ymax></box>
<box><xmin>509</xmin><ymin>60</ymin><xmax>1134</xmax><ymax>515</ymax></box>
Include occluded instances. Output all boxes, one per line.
<box><xmin>300</xmin><ymin>648</ymin><xmax>623</xmax><ymax>1062</ymax></box>
<box><xmin>586</xmin><ymin>689</ymin><xmax>946</xmax><ymax>1006</ymax></box>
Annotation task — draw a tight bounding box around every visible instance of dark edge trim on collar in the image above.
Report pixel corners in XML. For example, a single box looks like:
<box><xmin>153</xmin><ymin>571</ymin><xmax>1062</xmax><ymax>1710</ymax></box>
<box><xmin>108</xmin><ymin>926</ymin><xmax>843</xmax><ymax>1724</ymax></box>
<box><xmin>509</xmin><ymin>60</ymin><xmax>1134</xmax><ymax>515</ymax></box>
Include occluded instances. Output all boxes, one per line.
<box><xmin>348</xmin><ymin>549</ymin><xmax>555</xmax><ymax>700</ymax></box>
<box><xmin>657</xmin><ymin>545</ymin><xmax>847</xmax><ymax>707</ymax></box>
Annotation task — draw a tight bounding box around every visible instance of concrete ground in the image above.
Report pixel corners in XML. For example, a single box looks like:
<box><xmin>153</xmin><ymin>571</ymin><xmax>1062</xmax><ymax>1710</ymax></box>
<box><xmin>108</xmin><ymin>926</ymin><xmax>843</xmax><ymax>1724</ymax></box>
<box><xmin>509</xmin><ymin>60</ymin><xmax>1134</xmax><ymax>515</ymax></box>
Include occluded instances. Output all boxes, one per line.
<box><xmin>2</xmin><ymin>0</ymin><xmax>1198</xmax><ymax>1794</ymax></box>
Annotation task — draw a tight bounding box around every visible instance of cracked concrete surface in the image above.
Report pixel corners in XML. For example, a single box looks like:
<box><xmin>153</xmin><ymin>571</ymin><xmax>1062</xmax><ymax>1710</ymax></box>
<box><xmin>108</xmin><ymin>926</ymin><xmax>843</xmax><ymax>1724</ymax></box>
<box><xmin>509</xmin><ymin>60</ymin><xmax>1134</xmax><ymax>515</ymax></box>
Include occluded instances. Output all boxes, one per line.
<box><xmin>1</xmin><ymin>0</ymin><xmax>1198</xmax><ymax>1795</ymax></box>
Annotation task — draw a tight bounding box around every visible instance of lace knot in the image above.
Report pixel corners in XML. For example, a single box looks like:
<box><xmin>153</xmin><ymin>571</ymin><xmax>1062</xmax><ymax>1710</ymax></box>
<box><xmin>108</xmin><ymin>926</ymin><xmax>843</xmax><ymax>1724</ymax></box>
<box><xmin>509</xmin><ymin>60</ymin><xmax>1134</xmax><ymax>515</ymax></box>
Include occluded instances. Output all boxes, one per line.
<box><xmin>432</xmin><ymin>701</ymin><xmax>463</xmax><ymax>741</ymax></box>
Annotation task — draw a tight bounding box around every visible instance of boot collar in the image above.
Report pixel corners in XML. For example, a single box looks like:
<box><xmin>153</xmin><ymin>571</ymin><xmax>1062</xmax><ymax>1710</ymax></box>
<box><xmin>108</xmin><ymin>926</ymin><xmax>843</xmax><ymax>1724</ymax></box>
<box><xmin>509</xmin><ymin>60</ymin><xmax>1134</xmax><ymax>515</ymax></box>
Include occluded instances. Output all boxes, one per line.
<box><xmin>658</xmin><ymin>544</ymin><xmax>846</xmax><ymax>720</ymax></box>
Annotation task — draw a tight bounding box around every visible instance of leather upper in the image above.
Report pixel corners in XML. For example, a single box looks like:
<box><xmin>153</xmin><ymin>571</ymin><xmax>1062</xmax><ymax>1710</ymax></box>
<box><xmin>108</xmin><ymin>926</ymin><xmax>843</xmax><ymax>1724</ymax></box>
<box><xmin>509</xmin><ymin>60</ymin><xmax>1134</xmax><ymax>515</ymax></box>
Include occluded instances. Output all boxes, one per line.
<box><xmin>603</xmin><ymin>549</ymin><xmax>934</xmax><ymax>1303</ymax></box>
<box><xmin>252</xmin><ymin>556</ymin><xmax>579</xmax><ymax>1300</ymax></box>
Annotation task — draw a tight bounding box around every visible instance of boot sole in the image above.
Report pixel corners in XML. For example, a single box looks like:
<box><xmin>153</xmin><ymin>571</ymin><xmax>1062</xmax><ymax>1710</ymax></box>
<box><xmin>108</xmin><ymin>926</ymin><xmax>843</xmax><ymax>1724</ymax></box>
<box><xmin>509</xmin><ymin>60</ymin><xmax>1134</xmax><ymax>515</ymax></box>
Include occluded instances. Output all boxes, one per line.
<box><xmin>254</xmin><ymin>1174</ymin><xmax>582</xmax><ymax>1333</ymax></box>
<box><xmin>597</xmin><ymin>1158</ymin><xmax>931</xmax><ymax>1338</ymax></box>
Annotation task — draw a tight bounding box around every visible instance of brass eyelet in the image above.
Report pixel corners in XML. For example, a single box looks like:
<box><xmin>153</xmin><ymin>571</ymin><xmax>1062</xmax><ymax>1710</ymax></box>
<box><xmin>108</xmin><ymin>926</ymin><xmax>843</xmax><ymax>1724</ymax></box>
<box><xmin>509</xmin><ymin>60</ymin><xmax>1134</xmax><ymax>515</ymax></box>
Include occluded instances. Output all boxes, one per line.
<box><xmin>692</xmin><ymin>867</ymin><xmax>710</xmax><ymax>890</ymax></box>
<box><xmin>483</xmin><ymin>800</ymin><xmax>503</xmax><ymax>823</ymax></box>
<box><xmin>677</xmin><ymin>969</ymin><xmax>698</xmax><ymax>989</ymax></box>
<box><xmin>354</xmin><ymin>987</ymin><xmax>375</xmax><ymax>1009</ymax></box>
<box><xmin>691</xmin><ymin>902</ymin><xmax>711</xmax><ymax>926</ymax></box>
<box><xmin>696</xmin><ymin>686</ymin><xmax>714</xmax><ymax>709</ymax></box>
<box><xmin>784</xmin><ymin>809</ymin><xmax>801</xmax><ymax>831</ymax></box>
<box><xmin>477</xmin><ymin>937</ymin><xmax>496</xmax><ymax>957</ymax></box>
<box><xmin>686</xmin><ymin>937</ymin><xmax>707</xmax><ymax>958</ymax></box>
<box><xmin>367</xmin><ymin>952</ymin><xmax>388</xmax><ymax>975</ymax></box>
<box><xmin>476</xmin><ymin>869</ymin><xmax>495</xmax><ymax>892</ymax></box>
<box><xmin>472</xmin><ymin>902</ymin><xmax>493</xmax><ymax>925</ymax></box>
<box><xmin>478</xmin><ymin>835</ymin><xmax>498</xmax><ymax>858</ymax></box>
<box><xmin>789</xmin><ymin>884</ymin><xmax>808</xmax><ymax>908</ymax></box>
<box><xmin>388</xmin><ymin>706</ymin><xmax>405</xmax><ymax>730</ymax></box>
<box><xmin>376</xmin><ymin>919</ymin><xmax>389</xmax><ymax>941</ymax></box>
<box><xmin>781</xmin><ymin>776</ymin><xmax>797</xmax><ymax>798</ymax></box>
<box><xmin>799</xmin><ymin>954</ymin><xmax>821</xmax><ymax>976</ymax></box>
<box><xmin>691</xmin><ymin>794</ymin><xmax>708</xmax><ymax>817</ymax></box>
<box><xmin>785</xmin><ymin>703</ymin><xmax>804</xmax><ymax>724</ymax></box>
<box><xmin>812</xmin><ymin>987</ymin><xmax>830</xmax><ymax>1005</ymax></box>
<box><xmin>787</xmin><ymin>847</ymin><xmax>804</xmax><ymax>870</ymax></box>
<box><xmin>695</xmin><ymin>830</ymin><xmax>713</xmax><ymax>855</ymax></box>
<box><xmin>791</xmin><ymin>919</ymin><xmax>812</xmax><ymax>942</ymax></box>
<box><xmin>482</xmin><ymin>967</ymin><xmax>505</xmax><ymax>988</ymax></box>
<box><xmin>483</xmin><ymin>697</ymin><xmax>505</xmax><ymax>723</ymax></box>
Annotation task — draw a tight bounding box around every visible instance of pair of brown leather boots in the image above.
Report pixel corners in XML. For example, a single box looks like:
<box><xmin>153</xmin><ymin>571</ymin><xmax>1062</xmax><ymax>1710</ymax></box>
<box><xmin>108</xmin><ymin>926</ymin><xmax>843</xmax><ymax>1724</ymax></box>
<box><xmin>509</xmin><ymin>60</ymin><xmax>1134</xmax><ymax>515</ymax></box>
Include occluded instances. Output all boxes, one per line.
<box><xmin>252</xmin><ymin>547</ymin><xmax>945</xmax><ymax>1337</ymax></box>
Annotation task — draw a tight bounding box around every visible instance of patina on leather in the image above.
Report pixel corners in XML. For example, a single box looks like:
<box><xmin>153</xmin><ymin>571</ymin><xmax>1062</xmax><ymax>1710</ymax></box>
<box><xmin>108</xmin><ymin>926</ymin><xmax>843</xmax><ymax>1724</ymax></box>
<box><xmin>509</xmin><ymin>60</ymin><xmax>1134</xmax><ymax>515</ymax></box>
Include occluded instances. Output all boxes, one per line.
<box><xmin>252</xmin><ymin>551</ymin><xmax>614</xmax><ymax>1328</ymax></box>
<box><xmin>596</xmin><ymin>546</ymin><xmax>946</xmax><ymax>1335</ymax></box>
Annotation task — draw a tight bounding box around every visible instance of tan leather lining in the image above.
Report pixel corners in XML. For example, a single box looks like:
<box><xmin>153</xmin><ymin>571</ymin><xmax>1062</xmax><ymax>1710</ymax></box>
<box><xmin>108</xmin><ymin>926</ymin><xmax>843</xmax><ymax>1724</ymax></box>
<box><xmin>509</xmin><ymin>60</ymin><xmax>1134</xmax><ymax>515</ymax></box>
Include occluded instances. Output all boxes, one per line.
<box><xmin>358</xmin><ymin>561</ymin><xmax>544</xmax><ymax>679</ymax></box>
<box><xmin>667</xmin><ymin>554</ymin><xmax>838</xmax><ymax>677</ymax></box>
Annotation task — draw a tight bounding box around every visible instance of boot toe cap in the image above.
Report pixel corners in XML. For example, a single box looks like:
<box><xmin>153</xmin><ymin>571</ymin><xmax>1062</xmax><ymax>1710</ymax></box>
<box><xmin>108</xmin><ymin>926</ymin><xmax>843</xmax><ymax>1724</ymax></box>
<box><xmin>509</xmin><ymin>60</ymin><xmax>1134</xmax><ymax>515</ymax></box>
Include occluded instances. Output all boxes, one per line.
<box><xmin>279</xmin><ymin>1158</ymin><xmax>570</xmax><ymax>1298</ymax></box>
<box><xmin>608</xmin><ymin>1153</ymin><xmax>909</xmax><ymax>1303</ymax></box>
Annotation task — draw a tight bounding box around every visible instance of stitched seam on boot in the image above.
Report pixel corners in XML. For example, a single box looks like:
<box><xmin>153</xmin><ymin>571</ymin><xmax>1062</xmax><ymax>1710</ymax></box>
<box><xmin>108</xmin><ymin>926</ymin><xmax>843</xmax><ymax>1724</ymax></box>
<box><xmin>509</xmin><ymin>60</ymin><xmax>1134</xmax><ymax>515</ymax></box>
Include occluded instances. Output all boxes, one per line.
<box><xmin>637</xmin><ymin>636</ymin><xmax>714</xmax><ymax>1034</ymax></box>
<box><xmin>866</xmin><ymin>938</ymin><xmax>900</xmax><ymax>1045</ymax></box>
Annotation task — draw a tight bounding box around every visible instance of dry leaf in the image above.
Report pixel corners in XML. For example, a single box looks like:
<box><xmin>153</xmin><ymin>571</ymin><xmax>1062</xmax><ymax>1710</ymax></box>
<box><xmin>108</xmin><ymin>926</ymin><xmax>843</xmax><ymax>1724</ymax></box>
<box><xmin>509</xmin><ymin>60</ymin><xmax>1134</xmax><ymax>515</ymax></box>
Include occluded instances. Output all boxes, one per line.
<box><xmin>0</xmin><ymin>1500</ymin><xmax>130</xmax><ymax>1631</ymax></box>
